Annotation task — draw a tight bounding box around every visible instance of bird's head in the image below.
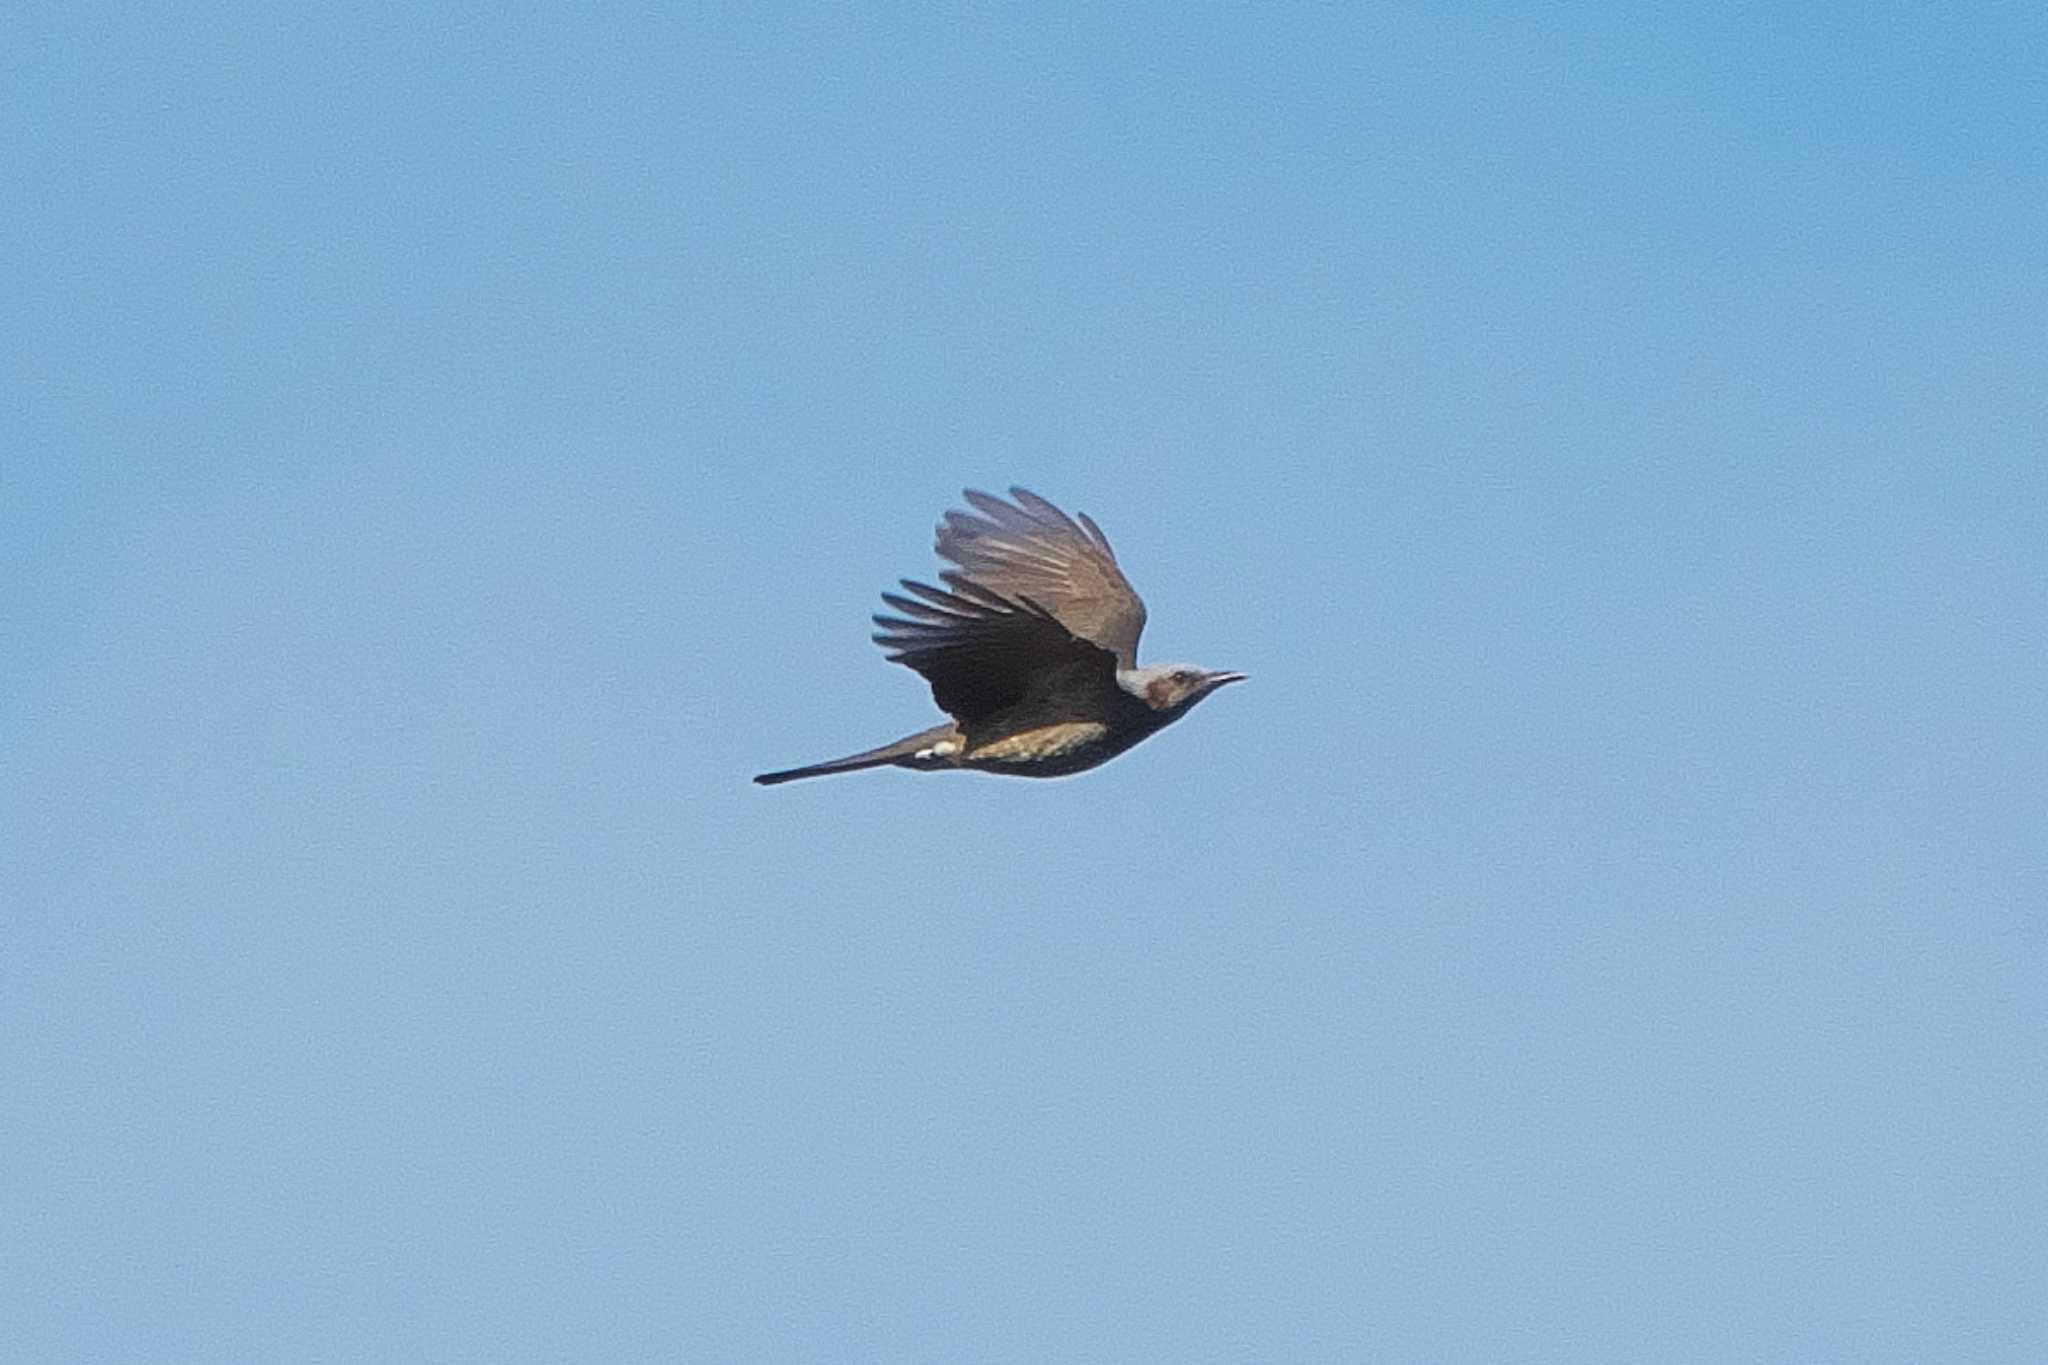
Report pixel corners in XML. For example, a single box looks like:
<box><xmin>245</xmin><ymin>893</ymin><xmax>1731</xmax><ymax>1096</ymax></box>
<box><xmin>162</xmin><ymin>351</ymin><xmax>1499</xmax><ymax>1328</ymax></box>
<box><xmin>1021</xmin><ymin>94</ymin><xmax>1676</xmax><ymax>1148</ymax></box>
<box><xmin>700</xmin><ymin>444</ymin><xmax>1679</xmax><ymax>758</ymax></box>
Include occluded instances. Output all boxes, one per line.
<box><xmin>1121</xmin><ymin>663</ymin><xmax>1247</xmax><ymax>717</ymax></box>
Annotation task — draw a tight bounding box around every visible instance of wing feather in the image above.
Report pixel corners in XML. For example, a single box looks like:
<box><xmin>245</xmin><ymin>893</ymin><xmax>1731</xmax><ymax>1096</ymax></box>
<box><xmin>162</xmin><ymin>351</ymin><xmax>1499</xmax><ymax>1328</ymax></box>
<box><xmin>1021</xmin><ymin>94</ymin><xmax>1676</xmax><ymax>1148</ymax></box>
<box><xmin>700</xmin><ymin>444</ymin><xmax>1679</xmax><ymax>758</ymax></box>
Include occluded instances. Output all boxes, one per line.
<box><xmin>932</xmin><ymin>487</ymin><xmax>1147</xmax><ymax>667</ymax></box>
<box><xmin>873</xmin><ymin>578</ymin><xmax>1114</xmax><ymax>725</ymax></box>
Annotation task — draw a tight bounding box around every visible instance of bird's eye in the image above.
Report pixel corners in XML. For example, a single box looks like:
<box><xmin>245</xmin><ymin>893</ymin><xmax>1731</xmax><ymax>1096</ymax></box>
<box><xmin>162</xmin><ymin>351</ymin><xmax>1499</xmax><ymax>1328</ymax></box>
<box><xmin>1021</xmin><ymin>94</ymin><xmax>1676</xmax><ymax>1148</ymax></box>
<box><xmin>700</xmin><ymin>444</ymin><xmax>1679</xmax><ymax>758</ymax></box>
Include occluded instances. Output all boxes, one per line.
<box><xmin>1173</xmin><ymin>670</ymin><xmax>1193</xmax><ymax>685</ymax></box>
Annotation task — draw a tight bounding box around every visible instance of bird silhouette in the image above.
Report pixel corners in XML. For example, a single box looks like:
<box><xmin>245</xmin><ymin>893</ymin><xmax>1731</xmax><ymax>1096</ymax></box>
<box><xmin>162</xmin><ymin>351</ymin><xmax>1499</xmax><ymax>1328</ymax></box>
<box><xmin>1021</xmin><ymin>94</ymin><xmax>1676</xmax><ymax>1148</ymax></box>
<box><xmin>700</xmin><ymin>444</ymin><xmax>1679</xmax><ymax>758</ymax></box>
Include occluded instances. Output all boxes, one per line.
<box><xmin>754</xmin><ymin>487</ymin><xmax>1243</xmax><ymax>785</ymax></box>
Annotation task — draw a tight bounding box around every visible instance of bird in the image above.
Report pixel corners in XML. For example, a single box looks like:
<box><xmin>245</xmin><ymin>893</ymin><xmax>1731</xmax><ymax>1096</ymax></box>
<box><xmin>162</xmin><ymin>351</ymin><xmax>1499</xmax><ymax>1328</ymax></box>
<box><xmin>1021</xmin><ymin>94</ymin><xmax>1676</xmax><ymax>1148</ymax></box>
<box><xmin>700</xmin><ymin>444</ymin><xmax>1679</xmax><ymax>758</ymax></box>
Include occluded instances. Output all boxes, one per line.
<box><xmin>753</xmin><ymin>487</ymin><xmax>1244</xmax><ymax>785</ymax></box>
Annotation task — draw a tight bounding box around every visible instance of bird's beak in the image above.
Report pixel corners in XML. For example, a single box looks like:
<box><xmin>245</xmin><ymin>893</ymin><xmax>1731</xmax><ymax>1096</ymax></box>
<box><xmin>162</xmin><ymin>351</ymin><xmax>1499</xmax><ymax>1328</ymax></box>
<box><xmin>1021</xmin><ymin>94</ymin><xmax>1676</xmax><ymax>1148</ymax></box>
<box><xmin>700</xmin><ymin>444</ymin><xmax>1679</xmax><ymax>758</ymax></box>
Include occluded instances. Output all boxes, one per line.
<box><xmin>1207</xmin><ymin>670</ymin><xmax>1247</xmax><ymax>688</ymax></box>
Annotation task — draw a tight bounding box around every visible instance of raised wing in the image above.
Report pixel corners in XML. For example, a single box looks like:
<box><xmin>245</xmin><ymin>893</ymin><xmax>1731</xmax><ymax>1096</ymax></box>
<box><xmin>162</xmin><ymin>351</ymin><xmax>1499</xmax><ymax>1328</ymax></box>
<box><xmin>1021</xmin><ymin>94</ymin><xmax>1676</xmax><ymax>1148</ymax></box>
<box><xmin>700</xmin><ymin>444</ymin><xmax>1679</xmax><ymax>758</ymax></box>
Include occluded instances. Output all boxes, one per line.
<box><xmin>872</xmin><ymin>576</ymin><xmax>1117</xmax><ymax>725</ymax></box>
<box><xmin>935</xmin><ymin>487</ymin><xmax>1147</xmax><ymax>669</ymax></box>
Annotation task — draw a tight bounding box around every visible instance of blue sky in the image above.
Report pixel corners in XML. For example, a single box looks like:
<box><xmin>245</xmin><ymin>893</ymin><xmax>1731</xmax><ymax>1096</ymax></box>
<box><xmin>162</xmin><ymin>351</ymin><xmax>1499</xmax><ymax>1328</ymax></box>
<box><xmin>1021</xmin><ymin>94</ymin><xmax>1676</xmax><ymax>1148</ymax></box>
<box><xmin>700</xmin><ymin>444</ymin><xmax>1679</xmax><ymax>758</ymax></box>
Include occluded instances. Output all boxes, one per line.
<box><xmin>6</xmin><ymin>4</ymin><xmax>2045</xmax><ymax>1360</ymax></box>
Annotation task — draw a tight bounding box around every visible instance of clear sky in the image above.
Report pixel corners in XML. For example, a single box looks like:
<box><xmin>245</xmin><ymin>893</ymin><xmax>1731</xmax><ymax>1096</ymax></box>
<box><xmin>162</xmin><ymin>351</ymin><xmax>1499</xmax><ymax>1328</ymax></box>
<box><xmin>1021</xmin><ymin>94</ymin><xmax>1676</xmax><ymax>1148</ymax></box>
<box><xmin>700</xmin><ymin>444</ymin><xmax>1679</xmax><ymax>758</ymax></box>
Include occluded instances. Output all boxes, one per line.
<box><xmin>7</xmin><ymin>4</ymin><xmax>2045</xmax><ymax>1360</ymax></box>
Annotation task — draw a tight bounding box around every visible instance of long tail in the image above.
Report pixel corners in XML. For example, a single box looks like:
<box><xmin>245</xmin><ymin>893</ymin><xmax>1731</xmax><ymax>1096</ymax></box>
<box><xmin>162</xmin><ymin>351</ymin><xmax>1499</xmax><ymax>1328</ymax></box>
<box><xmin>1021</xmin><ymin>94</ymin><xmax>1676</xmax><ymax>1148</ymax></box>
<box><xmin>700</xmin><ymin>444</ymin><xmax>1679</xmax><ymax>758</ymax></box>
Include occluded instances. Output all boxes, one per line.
<box><xmin>752</xmin><ymin>723</ymin><xmax>958</xmax><ymax>786</ymax></box>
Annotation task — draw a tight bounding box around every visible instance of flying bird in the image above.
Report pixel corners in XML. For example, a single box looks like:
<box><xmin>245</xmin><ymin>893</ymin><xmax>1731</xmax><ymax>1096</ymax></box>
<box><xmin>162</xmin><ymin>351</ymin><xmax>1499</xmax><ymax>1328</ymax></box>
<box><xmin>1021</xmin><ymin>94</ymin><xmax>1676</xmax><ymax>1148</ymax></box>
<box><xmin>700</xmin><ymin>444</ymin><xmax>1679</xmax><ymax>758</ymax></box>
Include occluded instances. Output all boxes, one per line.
<box><xmin>754</xmin><ymin>487</ymin><xmax>1244</xmax><ymax>785</ymax></box>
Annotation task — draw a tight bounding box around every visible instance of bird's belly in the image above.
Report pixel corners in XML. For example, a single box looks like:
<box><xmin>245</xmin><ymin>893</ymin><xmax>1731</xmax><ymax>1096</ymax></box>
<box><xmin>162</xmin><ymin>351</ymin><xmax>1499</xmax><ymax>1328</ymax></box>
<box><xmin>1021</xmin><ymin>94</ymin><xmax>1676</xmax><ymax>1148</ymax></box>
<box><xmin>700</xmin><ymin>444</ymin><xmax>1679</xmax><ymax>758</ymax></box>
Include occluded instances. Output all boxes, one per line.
<box><xmin>965</xmin><ymin>722</ymin><xmax>1117</xmax><ymax>777</ymax></box>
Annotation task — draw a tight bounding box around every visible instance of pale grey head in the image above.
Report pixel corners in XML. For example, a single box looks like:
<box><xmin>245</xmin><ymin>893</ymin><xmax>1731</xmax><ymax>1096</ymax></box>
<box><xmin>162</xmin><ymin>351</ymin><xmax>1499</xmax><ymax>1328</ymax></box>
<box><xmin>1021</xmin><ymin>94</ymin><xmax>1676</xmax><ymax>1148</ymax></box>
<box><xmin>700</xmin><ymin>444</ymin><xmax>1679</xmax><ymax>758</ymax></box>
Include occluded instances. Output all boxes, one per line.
<box><xmin>1118</xmin><ymin>663</ymin><xmax>1248</xmax><ymax>717</ymax></box>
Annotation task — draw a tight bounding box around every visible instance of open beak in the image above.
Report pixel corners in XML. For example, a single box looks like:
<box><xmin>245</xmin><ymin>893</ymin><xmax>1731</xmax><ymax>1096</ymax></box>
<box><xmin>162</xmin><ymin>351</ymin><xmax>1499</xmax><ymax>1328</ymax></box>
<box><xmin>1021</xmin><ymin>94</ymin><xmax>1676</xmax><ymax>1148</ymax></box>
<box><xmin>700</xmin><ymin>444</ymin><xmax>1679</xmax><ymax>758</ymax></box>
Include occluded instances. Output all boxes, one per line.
<box><xmin>1207</xmin><ymin>670</ymin><xmax>1247</xmax><ymax>688</ymax></box>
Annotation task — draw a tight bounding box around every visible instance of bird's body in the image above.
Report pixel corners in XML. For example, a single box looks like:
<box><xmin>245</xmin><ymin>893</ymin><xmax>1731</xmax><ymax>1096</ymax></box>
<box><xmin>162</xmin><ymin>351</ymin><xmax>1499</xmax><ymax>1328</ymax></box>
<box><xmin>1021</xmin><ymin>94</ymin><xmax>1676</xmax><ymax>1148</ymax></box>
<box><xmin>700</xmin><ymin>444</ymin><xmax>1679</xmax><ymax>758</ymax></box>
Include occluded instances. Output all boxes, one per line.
<box><xmin>754</xmin><ymin>488</ymin><xmax>1241</xmax><ymax>786</ymax></box>
<box><xmin>960</xmin><ymin>720</ymin><xmax>1121</xmax><ymax>774</ymax></box>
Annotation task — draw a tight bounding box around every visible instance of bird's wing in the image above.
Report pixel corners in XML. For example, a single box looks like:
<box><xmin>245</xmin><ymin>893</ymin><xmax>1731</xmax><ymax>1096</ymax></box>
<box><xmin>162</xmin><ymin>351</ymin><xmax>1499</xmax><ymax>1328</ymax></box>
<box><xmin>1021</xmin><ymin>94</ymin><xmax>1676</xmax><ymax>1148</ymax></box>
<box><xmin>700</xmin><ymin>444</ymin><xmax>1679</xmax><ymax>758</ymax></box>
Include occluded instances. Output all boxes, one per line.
<box><xmin>872</xmin><ymin>577</ymin><xmax>1118</xmax><ymax>726</ymax></box>
<box><xmin>935</xmin><ymin>487</ymin><xmax>1147</xmax><ymax>669</ymax></box>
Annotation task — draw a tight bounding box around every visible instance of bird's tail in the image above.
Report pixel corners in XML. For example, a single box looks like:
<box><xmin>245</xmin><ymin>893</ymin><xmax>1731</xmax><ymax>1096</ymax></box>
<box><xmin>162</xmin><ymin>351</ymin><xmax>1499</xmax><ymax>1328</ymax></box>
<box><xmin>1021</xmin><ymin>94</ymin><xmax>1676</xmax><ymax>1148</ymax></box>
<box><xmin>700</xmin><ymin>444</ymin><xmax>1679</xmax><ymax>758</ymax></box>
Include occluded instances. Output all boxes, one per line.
<box><xmin>752</xmin><ymin>723</ymin><xmax>959</xmax><ymax>786</ymax></box>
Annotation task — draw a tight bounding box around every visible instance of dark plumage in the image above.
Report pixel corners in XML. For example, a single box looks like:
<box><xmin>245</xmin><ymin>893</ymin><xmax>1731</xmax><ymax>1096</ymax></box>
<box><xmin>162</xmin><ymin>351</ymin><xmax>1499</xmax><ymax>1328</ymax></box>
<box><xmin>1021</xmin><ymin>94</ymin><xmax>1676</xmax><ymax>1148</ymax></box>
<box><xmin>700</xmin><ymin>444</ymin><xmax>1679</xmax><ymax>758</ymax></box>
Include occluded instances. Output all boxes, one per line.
<box><xmin>754</xmin><ymin>487</ymin><xmax>1243</xmax><ymax>785</ymax></box>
